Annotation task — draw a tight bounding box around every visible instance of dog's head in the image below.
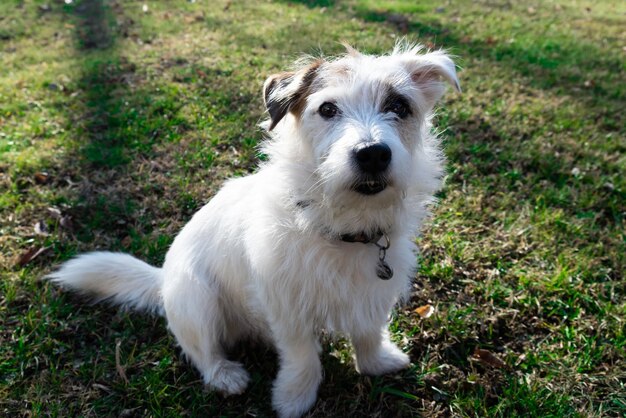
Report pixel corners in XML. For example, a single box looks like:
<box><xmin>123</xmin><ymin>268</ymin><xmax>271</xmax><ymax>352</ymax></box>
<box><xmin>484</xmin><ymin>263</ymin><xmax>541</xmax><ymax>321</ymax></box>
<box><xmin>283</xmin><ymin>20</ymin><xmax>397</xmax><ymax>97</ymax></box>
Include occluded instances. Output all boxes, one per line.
<box><xmin>262</xmin><ymin>43</ymin><xmax>460</xmax><ymax>236</ymax></box>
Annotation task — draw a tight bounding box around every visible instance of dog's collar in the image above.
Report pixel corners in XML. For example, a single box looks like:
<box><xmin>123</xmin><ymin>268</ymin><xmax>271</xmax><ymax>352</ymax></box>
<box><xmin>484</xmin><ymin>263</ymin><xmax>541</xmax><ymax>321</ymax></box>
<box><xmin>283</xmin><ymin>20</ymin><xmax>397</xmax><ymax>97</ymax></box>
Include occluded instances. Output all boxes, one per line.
<box><xmin>340</xmin><ymin>231</ymin><xmax>384</xmax><ymax>244</ymax></box>
<box><xmin>294</xmin><ymin>198</ymin><xmax>385</xmax><ymax>244</ymax></box>
<box><xmin>340</xmin><ymin>232</ymin><xmax>394</xmax><ymax>280</ymax></box>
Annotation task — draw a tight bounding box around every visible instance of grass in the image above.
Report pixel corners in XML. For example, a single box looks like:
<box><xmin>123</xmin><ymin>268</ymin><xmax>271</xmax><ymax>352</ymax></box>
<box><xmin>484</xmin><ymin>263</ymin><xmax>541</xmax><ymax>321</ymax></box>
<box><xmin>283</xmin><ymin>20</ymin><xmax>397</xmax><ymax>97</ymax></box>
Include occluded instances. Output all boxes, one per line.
<box><xmin>1</xmin><ymin>0</ymin><xmax>624</xmax><ymax>416</ymax></box>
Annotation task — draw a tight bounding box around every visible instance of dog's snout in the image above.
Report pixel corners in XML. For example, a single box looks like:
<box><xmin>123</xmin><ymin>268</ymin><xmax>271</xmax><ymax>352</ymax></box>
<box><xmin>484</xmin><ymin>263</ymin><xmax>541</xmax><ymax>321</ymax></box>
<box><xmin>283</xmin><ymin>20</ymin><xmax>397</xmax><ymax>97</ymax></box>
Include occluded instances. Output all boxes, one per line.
<box><xmin>354</xmin><ymin>143</ymin><xmax>392</xmax><ymax>174</ymax></box>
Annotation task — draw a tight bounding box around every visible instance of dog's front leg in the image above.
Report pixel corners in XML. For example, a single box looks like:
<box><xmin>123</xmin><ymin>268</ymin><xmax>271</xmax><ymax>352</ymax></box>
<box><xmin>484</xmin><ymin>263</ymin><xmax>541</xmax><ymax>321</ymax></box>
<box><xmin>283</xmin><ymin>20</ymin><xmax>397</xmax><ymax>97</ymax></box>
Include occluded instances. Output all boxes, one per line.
<box><xmin>352</xmin><ymin>328</ymin><xmax>410</xmax><ymax>376</ymax></box>
<box><xmin>271</xmin><ymin>330</ymin><xmax>322</xmax><ymax>418</ymax></box>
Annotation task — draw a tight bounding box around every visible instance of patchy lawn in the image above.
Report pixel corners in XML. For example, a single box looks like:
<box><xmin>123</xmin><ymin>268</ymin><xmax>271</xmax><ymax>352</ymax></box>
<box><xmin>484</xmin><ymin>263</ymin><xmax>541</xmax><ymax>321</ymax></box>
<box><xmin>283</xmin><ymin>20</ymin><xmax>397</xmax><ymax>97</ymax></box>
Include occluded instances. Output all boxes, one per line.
<box><xmin>1</xmin><ymin>0</ymin><xmax>624</xmax><ymax>417</ymax></box>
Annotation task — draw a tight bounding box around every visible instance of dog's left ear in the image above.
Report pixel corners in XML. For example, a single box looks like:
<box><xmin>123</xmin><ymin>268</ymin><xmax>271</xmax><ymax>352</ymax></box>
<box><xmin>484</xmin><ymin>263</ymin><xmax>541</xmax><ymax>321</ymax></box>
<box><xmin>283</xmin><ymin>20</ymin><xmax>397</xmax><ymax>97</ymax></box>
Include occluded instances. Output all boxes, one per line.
<box><xmin>404</xmin><ymin>51</ymin><xmax>461</xmax><ymax>109</ymax></box>
<box><xmin>263</xmin><ymin>61</ymin><xmax>323</xmax><ymax>131</ymax></box>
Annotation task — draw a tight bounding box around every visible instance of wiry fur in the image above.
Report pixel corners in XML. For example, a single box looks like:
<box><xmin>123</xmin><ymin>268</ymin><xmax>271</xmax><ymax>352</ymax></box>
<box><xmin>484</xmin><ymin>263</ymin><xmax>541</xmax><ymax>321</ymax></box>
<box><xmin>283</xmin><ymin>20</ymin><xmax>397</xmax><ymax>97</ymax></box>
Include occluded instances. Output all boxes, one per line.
<box><xmin>45</xmin><ymin>43</ymin><xmax>460</xmax><ymax>418</ymax></box>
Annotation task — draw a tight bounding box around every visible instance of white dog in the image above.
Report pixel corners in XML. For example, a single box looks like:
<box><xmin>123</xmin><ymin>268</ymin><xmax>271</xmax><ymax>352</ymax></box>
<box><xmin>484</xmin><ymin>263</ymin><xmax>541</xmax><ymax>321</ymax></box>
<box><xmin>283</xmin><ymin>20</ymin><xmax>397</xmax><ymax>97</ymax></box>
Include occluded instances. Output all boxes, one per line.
<box><xmin>46</xmin><ymin>43</ymin><xmax>460</xmax><ymax>418</ymax></box>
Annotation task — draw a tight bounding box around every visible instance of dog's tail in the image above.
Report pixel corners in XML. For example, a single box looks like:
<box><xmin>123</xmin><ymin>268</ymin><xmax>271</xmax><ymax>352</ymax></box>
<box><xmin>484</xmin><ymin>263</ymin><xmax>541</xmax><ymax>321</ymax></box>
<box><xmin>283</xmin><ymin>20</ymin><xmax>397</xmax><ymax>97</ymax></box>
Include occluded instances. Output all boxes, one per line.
<box><xmin>45</xmin><ymin>252</ymin><xmax>163</xmax><ymax>314</ymax></box>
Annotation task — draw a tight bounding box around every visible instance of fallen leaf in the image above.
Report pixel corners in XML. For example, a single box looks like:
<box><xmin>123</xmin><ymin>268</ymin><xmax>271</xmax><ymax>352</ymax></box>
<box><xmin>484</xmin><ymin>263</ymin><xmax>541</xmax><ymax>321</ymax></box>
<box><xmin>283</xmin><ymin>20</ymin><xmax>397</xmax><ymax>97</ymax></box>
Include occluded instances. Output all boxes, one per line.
<box><xmin>34</xmin><ymin>172</ymin><xmax>50</xmax><ymax>184</ymax></box>
<box><xmin>470</xmin><ymin>348</ymin><xmax>507</xmax><ymax>369</ymax></box>
<box><xmin>16</xmin><ymin>246</ymin><xmax>49</xmax><ymax>267</ymax></box>
<box><xmin>415</xmin><ymin>304</ymin><xmax>435</xmax><ymax>318</ymax></box>
<box><xmin>121</xmin><ymin>236</ymin><xmax>132</xmax><ymax>248</ymax></box>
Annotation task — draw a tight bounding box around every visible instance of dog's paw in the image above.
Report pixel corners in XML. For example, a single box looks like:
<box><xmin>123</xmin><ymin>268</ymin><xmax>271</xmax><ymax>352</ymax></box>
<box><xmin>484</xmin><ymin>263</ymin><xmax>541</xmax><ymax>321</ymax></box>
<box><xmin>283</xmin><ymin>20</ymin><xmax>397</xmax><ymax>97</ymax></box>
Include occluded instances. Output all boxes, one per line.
<box><xmin>204</xmin><ymin>360</ymin><xmax>250</xmax><ymax>395</ymax></box>
<box><xmin>271</xmin><ymin>369</ymin><xmax>321</xmax><ymax>418</ymax></box>
<box><xmin>356</xmin><ymin>342</ymin><xmax>410</xmax><ymax>376</ymax></box>
<box><xmin>272</xmin><ymin>384</ymin><xmax>319</xmax><ymax>418</ymax></box>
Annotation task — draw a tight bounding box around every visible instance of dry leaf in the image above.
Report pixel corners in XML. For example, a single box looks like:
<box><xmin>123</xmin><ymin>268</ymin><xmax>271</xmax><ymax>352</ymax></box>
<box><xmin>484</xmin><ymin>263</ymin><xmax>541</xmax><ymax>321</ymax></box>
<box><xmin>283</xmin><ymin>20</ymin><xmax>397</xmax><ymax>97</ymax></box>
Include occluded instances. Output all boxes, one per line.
<box><xmin>16</xmin><ymin>246</ymin><xmax>49</xmax><ymax>267</ymax></box>
<box><xmin>471</xmin><ymin>348</ymin><xmax>507</xmax><ymax>369</ymax></box>
<box><xmin>121</xmin><ymin>235</ymin><xmax>132</xmax><ymax>248</ymax></box>
<box><xmin>34</xmin><ymin>172</ymin><xmax>50</xmax><ymax>184</ymax></box>
<box><xmin>415</xmin><ymin>304</ymin><xmax>435</xmax><ymax>318</ymax></box>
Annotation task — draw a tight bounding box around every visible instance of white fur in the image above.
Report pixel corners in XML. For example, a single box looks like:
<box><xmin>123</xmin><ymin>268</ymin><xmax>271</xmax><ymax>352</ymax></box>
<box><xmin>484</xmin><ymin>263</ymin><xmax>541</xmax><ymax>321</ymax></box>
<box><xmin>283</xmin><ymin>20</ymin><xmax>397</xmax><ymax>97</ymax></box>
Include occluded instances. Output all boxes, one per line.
<box><xmin>45</xmin><ymin>43</ymin><xmax>459</xmax><ymax>418</ymax></box>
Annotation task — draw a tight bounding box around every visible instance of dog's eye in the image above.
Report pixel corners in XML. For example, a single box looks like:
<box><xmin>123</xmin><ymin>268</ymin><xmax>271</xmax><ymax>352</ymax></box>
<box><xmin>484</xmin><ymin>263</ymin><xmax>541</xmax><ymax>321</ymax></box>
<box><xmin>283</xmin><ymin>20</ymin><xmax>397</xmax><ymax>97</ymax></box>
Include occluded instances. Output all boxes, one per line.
<box><xmin>384</xmin><ymin>98</ymin><xmax>411</xmax><ymax>119</ymax></box>
<box><xmin>319</xmin><ymin>102</ymin><xmax>339</xmax><ymax>119</ymax></box>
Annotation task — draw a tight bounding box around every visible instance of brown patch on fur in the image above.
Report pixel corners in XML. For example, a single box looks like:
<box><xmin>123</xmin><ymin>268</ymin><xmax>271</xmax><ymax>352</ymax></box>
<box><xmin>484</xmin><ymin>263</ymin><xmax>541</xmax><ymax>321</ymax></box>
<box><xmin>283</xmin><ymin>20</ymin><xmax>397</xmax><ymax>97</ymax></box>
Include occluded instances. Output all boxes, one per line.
<box><xmin>263</xmin><ymin>72</ymin><xmax>295</xmax><ymax>130</ymax></box>
<box><xmin>263</xmin><ymin>60</ymin><xmax>324</xmax><ymax>130</ymax></box>
<box><xmin>263</xmin><ymin>72</ymin><xmax>294</xmax><ymax>107</ymax></box>
<box><xmin>288</xmin><ymin>60</ymin><xmax>323</xmax><ymax>119</ymax></box>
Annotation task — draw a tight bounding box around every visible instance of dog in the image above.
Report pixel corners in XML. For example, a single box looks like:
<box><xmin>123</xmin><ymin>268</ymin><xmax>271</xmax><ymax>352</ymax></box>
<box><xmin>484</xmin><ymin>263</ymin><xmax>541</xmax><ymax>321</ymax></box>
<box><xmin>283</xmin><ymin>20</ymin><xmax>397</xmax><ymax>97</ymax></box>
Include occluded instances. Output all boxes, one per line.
<box><xmin>46</xmin><ymin>42</ymin><xmax>460</xmax><ymax>418</ymax></box>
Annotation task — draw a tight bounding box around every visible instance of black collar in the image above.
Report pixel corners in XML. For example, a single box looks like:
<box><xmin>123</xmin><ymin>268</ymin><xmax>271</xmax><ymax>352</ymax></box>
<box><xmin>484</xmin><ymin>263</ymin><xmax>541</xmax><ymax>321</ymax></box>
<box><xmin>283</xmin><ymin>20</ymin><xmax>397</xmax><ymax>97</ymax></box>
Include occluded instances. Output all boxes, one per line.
<box><xmin>294</xmin><ymin>199</ymin><xmax>386</xmax><ymax>245</ymax></box>
<box><xmin>340</xmin><ymin>230</ymin><xmax>384</xmax><ymax>244</ymax></box>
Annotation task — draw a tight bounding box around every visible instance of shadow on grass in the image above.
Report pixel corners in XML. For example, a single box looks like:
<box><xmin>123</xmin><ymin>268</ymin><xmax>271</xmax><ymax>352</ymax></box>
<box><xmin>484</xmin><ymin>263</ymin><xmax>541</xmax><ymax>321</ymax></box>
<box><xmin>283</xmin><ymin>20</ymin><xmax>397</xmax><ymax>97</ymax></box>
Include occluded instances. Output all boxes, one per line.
<box><xmin>50</xmin><ymin>0</ymin><xmax>190</xmax><ymax>251</ymax></box>
<box><xmin>279</xmin><ymin>0</ymin><xmax>336</xmax><ymax>7</ymax></box>
<box><xmin>74</xmin><ymin>0</ymin><xmax>128</xmax><ymax>168</ymax></box>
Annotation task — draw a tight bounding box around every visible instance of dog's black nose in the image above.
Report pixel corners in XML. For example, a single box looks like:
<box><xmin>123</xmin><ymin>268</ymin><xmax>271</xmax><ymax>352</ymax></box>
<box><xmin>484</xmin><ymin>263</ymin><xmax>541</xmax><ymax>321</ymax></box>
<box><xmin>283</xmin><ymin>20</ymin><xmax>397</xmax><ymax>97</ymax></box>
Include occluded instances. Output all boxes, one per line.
<box><xmin>354</xmin><ymin>143</ymin><xmax>392</xmax><ymax>174</ymax></box>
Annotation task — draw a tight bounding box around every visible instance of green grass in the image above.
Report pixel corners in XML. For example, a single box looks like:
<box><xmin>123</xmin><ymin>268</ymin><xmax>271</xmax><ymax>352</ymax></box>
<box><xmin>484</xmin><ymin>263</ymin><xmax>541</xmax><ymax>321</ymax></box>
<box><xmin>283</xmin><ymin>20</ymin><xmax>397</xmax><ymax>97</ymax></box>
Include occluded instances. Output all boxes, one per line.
<box><xmin>1</xmin><ymin>0</ymin><xmax>624</xmax><ymax>416</ymax></box>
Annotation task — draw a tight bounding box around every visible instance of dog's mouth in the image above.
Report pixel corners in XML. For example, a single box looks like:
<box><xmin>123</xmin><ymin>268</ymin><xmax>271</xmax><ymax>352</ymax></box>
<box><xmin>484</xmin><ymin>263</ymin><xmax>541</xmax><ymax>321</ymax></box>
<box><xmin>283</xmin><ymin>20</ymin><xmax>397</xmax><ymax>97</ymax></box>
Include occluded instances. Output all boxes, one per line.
<box><xmin>353</xmin><ymin>179</ymin><xmax>388</xmax><ymax>195</ymax></box>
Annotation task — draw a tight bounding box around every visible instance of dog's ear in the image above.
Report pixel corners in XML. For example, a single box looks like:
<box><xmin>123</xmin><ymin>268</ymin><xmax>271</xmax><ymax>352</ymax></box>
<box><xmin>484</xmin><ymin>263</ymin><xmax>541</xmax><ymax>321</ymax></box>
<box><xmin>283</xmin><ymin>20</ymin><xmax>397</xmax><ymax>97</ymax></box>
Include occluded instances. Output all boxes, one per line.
<box><xmin>263</xmin><ymin>61</ymin><xmax>322</xmax><ymax>131</ymax></box>
<box><xmin>404</xmin><ymin>51</ymin><xmax>461</xmax><ymax>109</ymax></box>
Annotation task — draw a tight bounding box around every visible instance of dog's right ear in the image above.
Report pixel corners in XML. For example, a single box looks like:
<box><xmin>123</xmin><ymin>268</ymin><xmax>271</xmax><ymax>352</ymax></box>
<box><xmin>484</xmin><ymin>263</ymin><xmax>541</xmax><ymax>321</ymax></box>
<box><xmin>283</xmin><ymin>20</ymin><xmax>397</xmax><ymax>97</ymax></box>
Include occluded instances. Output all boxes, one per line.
<box><xmin>263</xmin><ymin>72</ymin><xmax>296</xmax><ymax>131</ymax></box>
<box><xmin>263</xmin><ymin>61</ymin><xmax>322</xmax><ymax>131</ymax></box>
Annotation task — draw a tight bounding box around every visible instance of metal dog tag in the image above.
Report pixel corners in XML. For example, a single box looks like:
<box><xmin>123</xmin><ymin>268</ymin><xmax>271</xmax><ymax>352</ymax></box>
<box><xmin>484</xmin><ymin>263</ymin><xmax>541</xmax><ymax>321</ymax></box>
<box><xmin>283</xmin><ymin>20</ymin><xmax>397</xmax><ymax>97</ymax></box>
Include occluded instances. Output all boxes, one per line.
<box><xmin>376</xmin><ymin>259</ymin><xmax>394</xmax><ymax>280</ymax></box>
<box><xmin>375</xmin><ymin>235</ymin><xmax>393</xmax><ymax>280</ymax></box>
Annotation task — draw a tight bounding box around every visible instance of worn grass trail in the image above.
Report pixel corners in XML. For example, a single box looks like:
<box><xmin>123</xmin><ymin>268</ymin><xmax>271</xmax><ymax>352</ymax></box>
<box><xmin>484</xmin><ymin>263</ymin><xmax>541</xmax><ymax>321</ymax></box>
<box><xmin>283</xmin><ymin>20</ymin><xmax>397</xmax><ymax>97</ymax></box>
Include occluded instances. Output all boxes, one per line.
<box><xmin>1</xmin><ymin>0</ymin><xmax>624</xmax><ymax>417</ymax></box>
